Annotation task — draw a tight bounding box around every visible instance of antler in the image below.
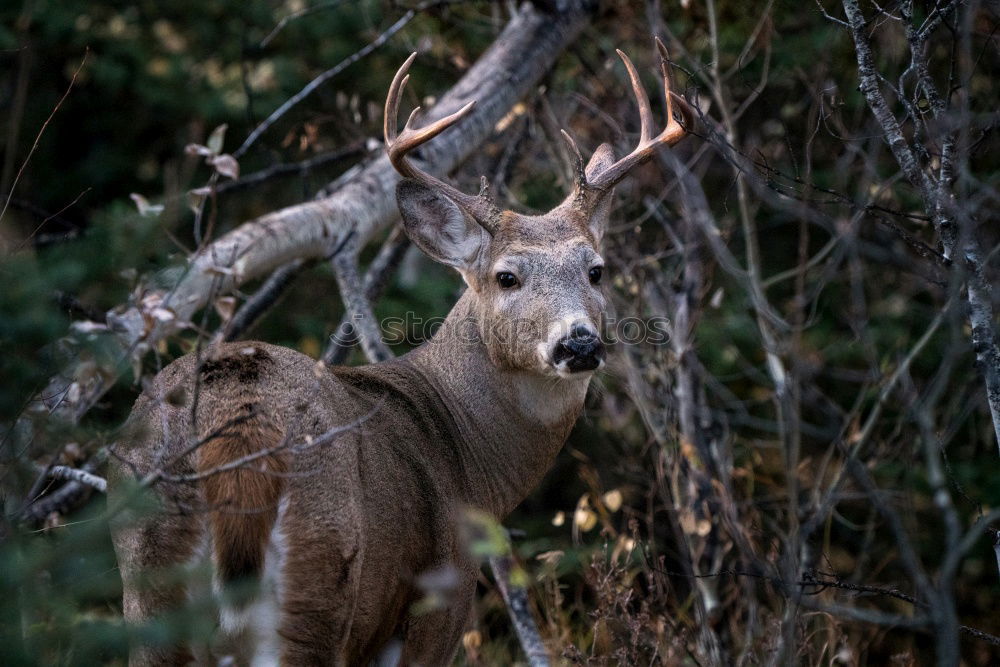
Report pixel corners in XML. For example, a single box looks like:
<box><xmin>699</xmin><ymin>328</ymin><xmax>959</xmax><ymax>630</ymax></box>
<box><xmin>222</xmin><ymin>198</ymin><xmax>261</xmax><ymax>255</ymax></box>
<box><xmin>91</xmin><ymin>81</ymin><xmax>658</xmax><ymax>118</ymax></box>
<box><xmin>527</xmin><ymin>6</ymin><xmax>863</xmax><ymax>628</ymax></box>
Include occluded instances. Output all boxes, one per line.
<box><xmin>384</xmin><ymin>53</ymin><xmax>502</xmax><ymax>234</ymax></box>
<box><xmin>562</xmin><ymin>38</ymin><xmax>695</xmax><ymax>199</ymax></box>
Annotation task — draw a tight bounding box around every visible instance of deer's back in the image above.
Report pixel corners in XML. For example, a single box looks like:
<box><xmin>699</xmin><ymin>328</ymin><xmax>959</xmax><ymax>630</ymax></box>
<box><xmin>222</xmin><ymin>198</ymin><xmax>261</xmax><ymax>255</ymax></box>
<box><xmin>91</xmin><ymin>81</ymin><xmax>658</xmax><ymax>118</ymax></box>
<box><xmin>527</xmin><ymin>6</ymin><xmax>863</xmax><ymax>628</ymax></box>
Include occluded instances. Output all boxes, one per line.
<box><xmin>111</xmin><ymin>341</ymin><xmax>476</xmax><ymax>662</ymax></box>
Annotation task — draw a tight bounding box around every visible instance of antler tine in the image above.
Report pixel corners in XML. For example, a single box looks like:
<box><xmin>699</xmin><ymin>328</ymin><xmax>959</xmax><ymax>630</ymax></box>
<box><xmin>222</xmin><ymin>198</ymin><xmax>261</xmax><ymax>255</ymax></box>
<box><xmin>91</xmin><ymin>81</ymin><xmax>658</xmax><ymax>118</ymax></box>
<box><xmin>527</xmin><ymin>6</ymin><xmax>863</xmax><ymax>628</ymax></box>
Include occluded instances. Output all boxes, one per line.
<box><xmin>656</xmin><ymin>38</ymin><xmax>674</xmax><ymax>133</ymax></box>
<box><xmin>656</xmin><ymin>37</ymin><xmax>694</xmax><ymax>146</ymax></box>
<box><xmin>581</xmin><ymin>39</ymin><xmax>694</xmax><ymax>194</ymax></box>
<box><xmin>384</xmin><ymin>53</ymin><xmax>477</xmax><ymax>180</ymax></box>
<box><xmin>559</xmin><ymin>129</ymin><xmax>588</xmax><ymax>193</ymax></box>
<box><xmin>384</xmin><ymin>53</ymin><xmax>500</xmax><ymax>233</ymax></box>
<box><xmin>389</xmin><ymin>101</ymin><xmax>477</xmax><ymax>175</ymax></box>
<box><xmin>616</xmin><ymin>49</ymin><xmax>655</xmax><ymax>145</ymax></box>
<box><xmin>383</xmin><ymin>53</ymin><xmax>415</xmax><ymax>148</ymax></box>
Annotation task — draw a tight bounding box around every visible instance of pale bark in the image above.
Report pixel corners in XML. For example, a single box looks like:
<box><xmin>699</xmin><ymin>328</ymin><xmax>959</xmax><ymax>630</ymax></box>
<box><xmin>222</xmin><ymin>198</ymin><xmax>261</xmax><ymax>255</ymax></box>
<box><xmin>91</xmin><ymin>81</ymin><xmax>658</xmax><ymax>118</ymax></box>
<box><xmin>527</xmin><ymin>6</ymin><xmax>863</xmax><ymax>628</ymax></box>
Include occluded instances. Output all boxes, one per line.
<box><xmin>323</xmin><ymin>227</ymin><xmax>410</xmax><ymax>364</ymax></box>
<box><xmin>43</xmin><ymin>465</ymin><xmax>107</xmax><ymax>492</ymax></box>
<box><xmin>490</xmin><ymin>554</ymin><xmax>550</xmax><ymax>667</ymax></box>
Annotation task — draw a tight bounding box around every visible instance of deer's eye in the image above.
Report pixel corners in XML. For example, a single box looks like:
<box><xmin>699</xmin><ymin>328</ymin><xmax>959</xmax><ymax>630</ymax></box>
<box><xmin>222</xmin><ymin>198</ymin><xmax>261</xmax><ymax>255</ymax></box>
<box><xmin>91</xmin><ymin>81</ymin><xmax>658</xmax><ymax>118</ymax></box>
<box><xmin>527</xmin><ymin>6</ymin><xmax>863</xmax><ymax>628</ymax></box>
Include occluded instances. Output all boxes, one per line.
<box><xmin>496</xmin><ymin>272</ymin><xmax>519</xmax><ymax>289</ymax></box>
<box><xmin>589</xmin><ymin>266</ymin><xmax>603</xmax><ymax>285</ymax></box>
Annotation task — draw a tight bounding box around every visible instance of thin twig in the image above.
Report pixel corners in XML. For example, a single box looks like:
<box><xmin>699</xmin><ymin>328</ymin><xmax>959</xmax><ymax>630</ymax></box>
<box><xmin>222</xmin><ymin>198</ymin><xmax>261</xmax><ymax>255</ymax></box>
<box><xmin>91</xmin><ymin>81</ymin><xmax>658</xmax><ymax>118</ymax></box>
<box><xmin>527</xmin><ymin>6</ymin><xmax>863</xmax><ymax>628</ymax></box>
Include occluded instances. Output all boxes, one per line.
<box><xmin>0</xmin><ymin>50</ymin><xmax>88</xmax><ymax>226</ymax></box>
<box><xmin>14</xmin><ymin>187</ymin><xmax>91</xmax><ymax>252</ymax></box>
<box><xmin>260</xmin><ymin>0</ymin><xmax>350</xmax><ymax>47</ymax></box>
<box><xmin>156</xmin><ymin>401</ymin><xmax>383</xmax><ymax>485</ymax></box>
<box><xmin>234</xmin><ymin>11</ymin><xmax>416</xmax><ymax>159</ymax></box>
<box><xmin>214</xmin><ymin>141</ymin><xmax>367</xmax><ymax>195</ymax></box>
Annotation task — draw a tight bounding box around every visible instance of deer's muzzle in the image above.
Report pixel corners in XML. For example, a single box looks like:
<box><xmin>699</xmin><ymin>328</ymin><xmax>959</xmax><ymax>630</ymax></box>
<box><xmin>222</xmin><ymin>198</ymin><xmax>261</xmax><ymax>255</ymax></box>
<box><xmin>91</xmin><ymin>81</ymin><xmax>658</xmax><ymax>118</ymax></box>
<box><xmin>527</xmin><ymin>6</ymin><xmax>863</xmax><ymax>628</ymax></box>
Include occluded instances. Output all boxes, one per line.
<box><xmin>552</xmin><ymin>324</ymin><xmax>605</xmax><ymax>374</ymax></box>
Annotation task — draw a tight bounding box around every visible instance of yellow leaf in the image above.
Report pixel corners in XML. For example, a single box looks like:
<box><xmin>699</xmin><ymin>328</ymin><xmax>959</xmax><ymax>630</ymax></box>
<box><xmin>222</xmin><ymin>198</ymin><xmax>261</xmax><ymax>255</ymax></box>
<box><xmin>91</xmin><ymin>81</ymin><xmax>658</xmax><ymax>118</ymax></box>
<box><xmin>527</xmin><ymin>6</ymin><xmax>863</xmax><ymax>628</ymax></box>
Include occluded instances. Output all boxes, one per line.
<box><xmin>574</xmin><ymin>507</ymin><xmax>597</xmax><ymax>532</ymax></box>
<box><xmin>462</xmin><ymin>630</ymin><xmax>482</xmax><ymax>651</ymax></box>
<box><xmin>602</xmin><ymin>489</ymin><xmax>623</xmax><ymax>513</ymax></box>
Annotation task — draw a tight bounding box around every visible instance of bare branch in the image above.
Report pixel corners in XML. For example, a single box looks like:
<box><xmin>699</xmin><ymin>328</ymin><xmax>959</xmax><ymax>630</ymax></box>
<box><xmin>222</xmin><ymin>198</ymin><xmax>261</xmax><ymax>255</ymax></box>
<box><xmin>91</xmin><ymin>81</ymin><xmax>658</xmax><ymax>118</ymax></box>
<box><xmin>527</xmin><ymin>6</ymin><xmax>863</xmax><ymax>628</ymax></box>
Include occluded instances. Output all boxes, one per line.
<box><xmin>841</xmin><ymin>0</ymin><xmax>1000</xmax><ymax>451</ymax></box>
<box><xmin>235</xmin><ymin>9</ymin><xmax>415</xmax><ymax>159</ymax></box>
<box><xmin>42</xmin><ymin>465</ymin><xmax>107</xmax><ymax>492</ymax></box>
<box><xmin>19</xmin><ymin>450</ymin><xmax>107</xmax><ymax>526</ymax></box>
<box><xmin>841</xmin><ymin>0</ymin><xmax>936</xmax><ymax>206</ymax></box>
<box><xmin>214</xmin><ymin>141</ymin><xmax>367</xmax><ymax>195</ymax></box>
<box><xmin>260</xmin><ymin>0</ymin><xmax>349</xmax><ymax>48</ymax></box>
<box><xmin>490</xmin><ymin>554</ymin><xmax>551</xmax><ymax>667</ymax></box>
<box><xmin>329</xmin><ymin>241</ymin><xmax>393</xmax><ymax>363</ymax></box>
<box><xmin>0</xmin><ymin>50</ymin><xmax>88</xmax><ymax>226</ymax></box>
<box><xmin>223</xmin><ymin>258</ymin><xmax>310</xmax><ymax>342</ymax></box>
<box><xmin>156</xmin><ymin>402</ymin><xmax>382</xmax><ymax>485</ymax></box>
<box><xmin>323</xmin><ymin>226</ymin><xmax>410</xmax><ymax>365</ymax></box>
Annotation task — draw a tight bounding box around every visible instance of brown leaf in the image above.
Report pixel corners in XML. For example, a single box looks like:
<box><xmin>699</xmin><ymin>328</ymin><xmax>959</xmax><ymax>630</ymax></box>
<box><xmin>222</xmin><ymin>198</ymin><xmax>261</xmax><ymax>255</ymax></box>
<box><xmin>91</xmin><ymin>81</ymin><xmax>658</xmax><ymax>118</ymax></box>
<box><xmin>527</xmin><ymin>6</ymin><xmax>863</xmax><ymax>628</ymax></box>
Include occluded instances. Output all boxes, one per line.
<box><xmin>187</xmin><ymin>187</ymin><xmax>211</xmax><ymax>214</ymax></box>
<box><xmin>206</xmin><ymin>123</ymin><xmax>228</xmax><ymax>155</ymax></box>
<box><xmin>129</xmin><ymin>193</ymin><xmax>164</xmax><ymax>217</ymax></box>
<box><xmin>214</xmin><ymin>295</ymin><xmax>237</xmax><ymax>323</ymax></box>
<box><xmin>210</xmin><ymin>153</ymin><xmax>240</xmax><ymax>180</ymax></box>
<box><xmin>184</xmin><ymin>143</ymin><xmax>213</xmax><ymax>157</ymax></box>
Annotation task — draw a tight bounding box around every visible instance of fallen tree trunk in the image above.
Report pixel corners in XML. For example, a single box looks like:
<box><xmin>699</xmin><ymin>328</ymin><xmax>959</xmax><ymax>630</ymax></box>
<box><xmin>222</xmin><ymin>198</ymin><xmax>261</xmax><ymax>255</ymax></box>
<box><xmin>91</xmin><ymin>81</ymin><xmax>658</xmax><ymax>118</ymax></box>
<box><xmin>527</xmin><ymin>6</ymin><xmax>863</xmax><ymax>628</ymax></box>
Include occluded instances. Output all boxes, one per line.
<box><xmin>33</xmin><ymin>1</ymin><xmax>593</xmax><ymax>424</ymax></box>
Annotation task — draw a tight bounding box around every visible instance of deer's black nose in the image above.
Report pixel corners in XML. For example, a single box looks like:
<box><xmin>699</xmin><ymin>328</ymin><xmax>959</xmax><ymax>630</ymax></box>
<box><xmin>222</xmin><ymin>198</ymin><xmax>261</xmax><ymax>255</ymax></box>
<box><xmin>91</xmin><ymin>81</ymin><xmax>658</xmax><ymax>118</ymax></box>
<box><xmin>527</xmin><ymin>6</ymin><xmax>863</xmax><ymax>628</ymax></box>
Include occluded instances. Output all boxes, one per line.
<box><xmin>552</xmin><ymin>325</ymin><xmax>605</xmax><ymax>373</ymax></box>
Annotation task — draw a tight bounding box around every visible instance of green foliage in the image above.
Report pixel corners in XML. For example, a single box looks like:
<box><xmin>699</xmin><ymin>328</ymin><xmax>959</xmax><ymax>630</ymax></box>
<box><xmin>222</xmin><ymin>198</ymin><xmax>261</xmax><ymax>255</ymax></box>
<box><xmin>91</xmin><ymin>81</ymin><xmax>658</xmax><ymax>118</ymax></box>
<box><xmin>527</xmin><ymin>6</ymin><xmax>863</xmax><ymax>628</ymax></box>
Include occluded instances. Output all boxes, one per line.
<box><xmin>1</xmin><ymin>503</ymin><xmax>126</xmax><ymax>665</ymax></box>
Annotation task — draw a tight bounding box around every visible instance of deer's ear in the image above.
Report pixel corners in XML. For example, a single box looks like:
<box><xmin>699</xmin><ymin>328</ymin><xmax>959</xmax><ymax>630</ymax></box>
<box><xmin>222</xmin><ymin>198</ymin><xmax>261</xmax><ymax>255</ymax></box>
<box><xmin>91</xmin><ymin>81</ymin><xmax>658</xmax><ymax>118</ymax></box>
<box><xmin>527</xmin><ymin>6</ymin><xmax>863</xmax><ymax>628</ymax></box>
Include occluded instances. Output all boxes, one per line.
<box><xmin>396</xmin><ymin>179</ymin><xmax>487</xmax><ymax>275</ymax></box>
<box><xmin>584</xmin><ymin>143</ymin><xmax>616</xmax><ymax>241</ymax></box>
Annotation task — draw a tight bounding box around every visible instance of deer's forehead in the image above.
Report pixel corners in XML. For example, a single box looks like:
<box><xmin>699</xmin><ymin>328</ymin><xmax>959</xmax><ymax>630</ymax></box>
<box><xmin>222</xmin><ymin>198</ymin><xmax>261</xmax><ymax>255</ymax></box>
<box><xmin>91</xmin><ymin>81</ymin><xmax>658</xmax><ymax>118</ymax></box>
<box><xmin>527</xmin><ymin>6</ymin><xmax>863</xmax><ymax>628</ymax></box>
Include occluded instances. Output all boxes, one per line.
<box><xmin>491</xmin><ymin>237</ymin><xmax>599</xmax><ymax>268</ymax></box>
<box><xmin>496</xmin><ymin>211</ymin><xmax>591</xmax><ymax>241</ymax></box>
<box><xmin>490</xmin><ymin>214</ymin><xmax>597</xmax><ymax>258</ymax></box>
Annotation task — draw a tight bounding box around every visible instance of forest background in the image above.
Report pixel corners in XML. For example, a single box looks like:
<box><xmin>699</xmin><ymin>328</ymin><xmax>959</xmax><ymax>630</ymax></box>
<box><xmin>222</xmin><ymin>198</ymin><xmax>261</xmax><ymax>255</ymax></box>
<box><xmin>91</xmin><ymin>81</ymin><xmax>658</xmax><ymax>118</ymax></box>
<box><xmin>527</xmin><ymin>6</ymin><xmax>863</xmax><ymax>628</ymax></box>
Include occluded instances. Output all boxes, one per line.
<box><xmin>2</xmin><ymin>0</ymin><xmax>999</xmax><ymax>664</ymax></box>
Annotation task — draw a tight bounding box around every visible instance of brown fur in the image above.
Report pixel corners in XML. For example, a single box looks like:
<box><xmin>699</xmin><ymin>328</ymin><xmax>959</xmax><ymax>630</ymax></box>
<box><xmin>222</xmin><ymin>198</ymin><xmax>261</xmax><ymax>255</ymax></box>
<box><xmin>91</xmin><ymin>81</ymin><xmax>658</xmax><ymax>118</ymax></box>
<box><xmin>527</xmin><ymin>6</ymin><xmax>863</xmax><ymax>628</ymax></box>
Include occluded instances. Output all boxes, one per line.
<box><xmin>110</xmin><ymin>306</ymin><xmax>592</xmax><ymax>665</ymax></box>
<box><xmin>197</xmin><ymin>346</ymin><xmax>288</xmax><ymax>584</ymax></box>
<box><xmin>198</xmin><ymin>412</ymin><xmax>286</xmax><ymax>583</ymax></box>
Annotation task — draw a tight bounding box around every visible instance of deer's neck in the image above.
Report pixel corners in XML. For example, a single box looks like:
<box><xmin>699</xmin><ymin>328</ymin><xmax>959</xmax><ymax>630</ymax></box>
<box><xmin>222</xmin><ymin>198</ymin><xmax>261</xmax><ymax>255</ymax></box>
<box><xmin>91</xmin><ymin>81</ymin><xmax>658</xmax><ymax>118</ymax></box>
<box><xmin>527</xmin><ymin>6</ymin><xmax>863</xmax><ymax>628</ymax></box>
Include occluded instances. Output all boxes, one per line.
<box><xmin>407</xmin><ymin>290</ymin><xmax>590</xmax><ymax>517</ymax></box>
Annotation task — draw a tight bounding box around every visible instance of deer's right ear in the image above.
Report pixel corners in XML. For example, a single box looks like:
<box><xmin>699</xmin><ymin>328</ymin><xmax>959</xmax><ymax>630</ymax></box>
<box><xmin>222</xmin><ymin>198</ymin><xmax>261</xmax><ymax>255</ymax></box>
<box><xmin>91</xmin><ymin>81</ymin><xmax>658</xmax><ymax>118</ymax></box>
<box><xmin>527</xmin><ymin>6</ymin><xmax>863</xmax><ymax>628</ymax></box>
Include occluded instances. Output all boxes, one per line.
<box><xmin>583</xmin><ymin>143</ymin><xmax>616</xmax><ymax>242</ymax></box>
<box><xmin>396</xmin><ymin>179</ymin><xmax>487</xmax><ymax>276</ymax></box>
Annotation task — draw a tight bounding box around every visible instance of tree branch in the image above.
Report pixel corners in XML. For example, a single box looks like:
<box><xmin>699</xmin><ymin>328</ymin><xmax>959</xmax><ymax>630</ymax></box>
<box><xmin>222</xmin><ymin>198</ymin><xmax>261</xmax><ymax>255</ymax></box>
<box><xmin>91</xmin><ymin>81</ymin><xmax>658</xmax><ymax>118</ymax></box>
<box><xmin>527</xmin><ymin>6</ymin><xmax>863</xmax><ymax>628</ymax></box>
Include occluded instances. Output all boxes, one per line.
<box><xmin>841</xmin><ymin>0</ymin><xmax>1000</xmax><ymax>451</ymax></box>
<box><xmin>490</xmin><ymin>554</ymin><xmax>551</xmax><ymax>667</ymax></box>
<box><xmin>329</xmin><ymin>240</ymin><xmax>393</xmax><ymax>363</ymax></box>
<box><xmin>223</xmin><ymin>258</ymin><xmax>310</xmax><ymax>341</ymax></box>
<box><xmin>323</xmin><ymin>227</ymin><xmax>410</xmax><ymax>364</ymax></box>
<box><xmin>19</xmin><ymin>450</ymin><xmax>107</xmax><ymax>526</ymax></box>
<box><xmin>42</xmin><ymin>465</ymin><xmax>107</xmax><ymax>492</ymax></box>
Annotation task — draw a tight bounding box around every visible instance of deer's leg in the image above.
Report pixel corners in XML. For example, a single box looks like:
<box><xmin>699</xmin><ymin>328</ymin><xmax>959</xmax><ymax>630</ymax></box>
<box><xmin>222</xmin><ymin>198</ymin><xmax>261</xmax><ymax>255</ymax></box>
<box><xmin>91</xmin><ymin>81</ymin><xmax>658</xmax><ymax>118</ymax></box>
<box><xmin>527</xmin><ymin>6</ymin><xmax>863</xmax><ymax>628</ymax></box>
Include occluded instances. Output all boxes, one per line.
<box><xmin>276</xmin><ymin>506</ymin><xmax>364</xmax><ymax>665</ymax></box>
<box><xmin>111</xmin><ymin>495</ymin><xmax>207</xmax><ymax>666</ymax></box>
<box><xmin>398</xmin><ymin>575</ymin><xmax>476</xmax><ymax>667</ymax></box>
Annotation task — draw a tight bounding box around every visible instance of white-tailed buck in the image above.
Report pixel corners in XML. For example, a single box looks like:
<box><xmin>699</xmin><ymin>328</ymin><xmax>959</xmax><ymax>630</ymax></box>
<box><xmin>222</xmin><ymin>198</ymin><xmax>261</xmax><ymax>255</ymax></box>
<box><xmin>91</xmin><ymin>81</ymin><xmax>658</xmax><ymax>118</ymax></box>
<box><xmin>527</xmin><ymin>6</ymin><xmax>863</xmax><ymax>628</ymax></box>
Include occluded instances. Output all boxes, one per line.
<box><xmin>110</xmin><ymin>40</ymin><xmax>693</xmax><ymax>665</ymax></box>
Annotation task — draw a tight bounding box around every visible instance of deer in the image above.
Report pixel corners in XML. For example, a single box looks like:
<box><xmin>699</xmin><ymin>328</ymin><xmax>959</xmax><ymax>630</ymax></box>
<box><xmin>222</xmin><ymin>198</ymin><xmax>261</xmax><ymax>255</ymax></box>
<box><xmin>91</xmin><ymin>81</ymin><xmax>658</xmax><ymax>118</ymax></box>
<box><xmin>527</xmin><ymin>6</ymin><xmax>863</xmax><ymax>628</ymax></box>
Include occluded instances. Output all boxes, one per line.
<box><xmin>109</xmin><ymin>39</ymin><xmax>693</xmax><ymax>666</ymax></box>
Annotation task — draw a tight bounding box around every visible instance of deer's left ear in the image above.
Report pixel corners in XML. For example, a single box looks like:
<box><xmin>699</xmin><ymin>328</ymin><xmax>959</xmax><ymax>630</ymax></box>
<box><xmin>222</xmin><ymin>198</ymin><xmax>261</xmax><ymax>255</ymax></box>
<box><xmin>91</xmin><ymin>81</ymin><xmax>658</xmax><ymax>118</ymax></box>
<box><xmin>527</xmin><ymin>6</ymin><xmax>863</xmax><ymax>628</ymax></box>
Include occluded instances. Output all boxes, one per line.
<box><xmin>396</xmin><ymin>179</ymin><xmax>488</xmax><ymax>278</ymax></box>
<box><xmin>584</xmin><ymin>143</ymin><xmax>616</xmax><ymax>242</ymax></box>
